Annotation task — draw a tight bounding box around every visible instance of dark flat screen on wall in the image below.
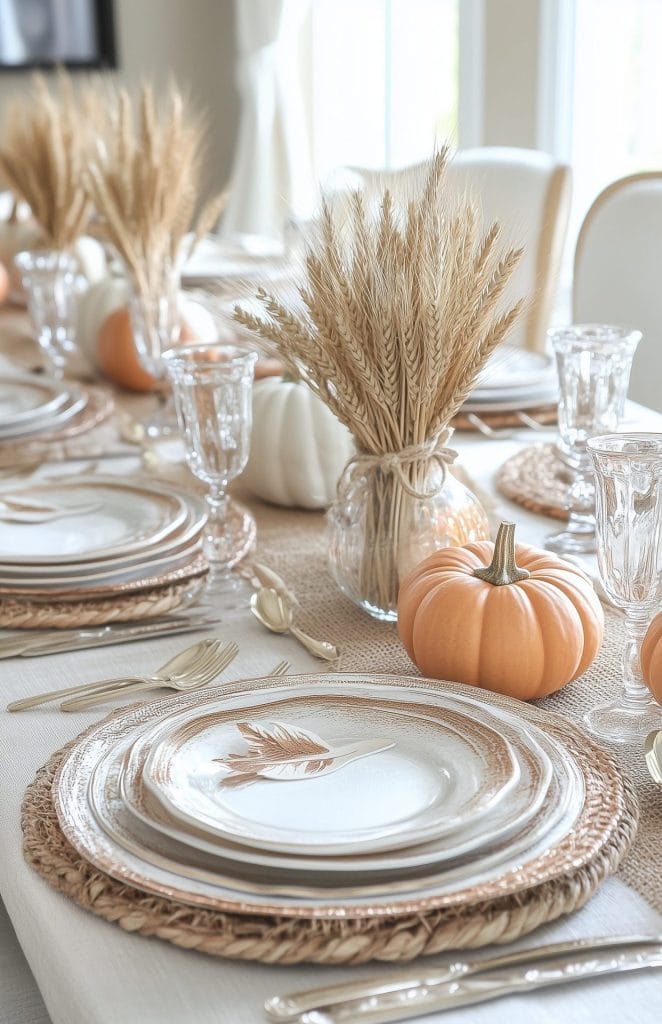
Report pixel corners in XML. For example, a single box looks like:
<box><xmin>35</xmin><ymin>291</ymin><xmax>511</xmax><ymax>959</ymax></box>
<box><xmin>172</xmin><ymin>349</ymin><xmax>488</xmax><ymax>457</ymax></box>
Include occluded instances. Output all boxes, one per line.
<box><xmin>0</xmin><ymin>0</ymin><xmax>116</xmax><ymax>70</ymax></box>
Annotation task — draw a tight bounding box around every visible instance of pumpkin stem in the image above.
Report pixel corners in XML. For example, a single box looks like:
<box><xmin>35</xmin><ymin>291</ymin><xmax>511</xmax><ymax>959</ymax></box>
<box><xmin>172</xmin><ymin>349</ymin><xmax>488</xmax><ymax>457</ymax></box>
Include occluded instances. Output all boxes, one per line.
<box><xmin>473</xmin><ymin>521</ymin><xmax>530</xmax><ymax>586</ymax></box>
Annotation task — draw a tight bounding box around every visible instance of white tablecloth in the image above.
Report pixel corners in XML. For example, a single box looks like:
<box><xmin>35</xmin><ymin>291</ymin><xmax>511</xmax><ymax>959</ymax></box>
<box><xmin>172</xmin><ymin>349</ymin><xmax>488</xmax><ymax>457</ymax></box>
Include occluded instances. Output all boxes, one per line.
<box><xmin>2</xmin><ymin>408</ymin><xmax>662</xmax><ymax>1024</ymax></box>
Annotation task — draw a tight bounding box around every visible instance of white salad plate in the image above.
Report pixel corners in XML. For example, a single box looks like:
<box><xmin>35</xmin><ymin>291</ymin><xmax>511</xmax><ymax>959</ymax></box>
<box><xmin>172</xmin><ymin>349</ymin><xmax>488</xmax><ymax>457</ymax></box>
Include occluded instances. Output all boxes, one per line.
<box><xmin>0</xmin><ymin>387</ymin><xmax>88</xmax><ymax>440</ymax></box>
<box><xmin>54</xmin><ymin>675</ymin><xmax>594</xmax><ymax>919</ymax></box>
<box><xmin>0</xmin><ymin>373</ymin><xmax>70</xmax><ymax>428</ymax></box>
<box><xmin>0</xmin><ymin>478</ymin><xmax>191</xmax><ymax>565</ymax></box>
<box><xmin>139</xmin><ymin>696</ymin><xmax>522</xmax><ymax>856</ymax></box>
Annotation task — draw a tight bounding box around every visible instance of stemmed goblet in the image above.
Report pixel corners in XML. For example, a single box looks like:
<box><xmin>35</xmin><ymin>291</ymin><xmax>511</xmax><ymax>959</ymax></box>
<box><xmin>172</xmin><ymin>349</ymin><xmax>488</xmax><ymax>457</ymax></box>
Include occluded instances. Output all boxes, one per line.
<box><xmin>584</xmin><ymin>433</ymin><xmax>662</xmax><ymax>744</ymax></box>
<box><xmin>163</xmin><ymin>343</ymin><xmax>257</xmax><ymax>597</ymax></box>
<box><xmin>14</xmin><ymin>249</ymin><xmax>80</xmax><ymax>378</ymax></box>
<box><xmin>546</xmin><ymin>325</ymin><xmax>641</xmax><ymax>555</ymax></box>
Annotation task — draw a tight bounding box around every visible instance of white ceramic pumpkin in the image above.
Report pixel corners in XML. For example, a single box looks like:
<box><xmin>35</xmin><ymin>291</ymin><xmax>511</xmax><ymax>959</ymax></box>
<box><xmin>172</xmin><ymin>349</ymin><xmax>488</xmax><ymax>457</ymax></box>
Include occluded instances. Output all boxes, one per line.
<box><xmin>242</xmin><ymin>378</ymin><xmax>355</xmax><ymax>510</ymax></box>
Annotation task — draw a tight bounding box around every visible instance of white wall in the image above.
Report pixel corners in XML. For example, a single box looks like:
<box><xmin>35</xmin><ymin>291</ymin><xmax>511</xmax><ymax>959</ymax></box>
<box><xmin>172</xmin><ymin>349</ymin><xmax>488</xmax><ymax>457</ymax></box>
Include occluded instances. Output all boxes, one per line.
<box><xmin>0</xmin><ymin>0</ymin><xmax>239</xmax><ymax>197</ymax></box>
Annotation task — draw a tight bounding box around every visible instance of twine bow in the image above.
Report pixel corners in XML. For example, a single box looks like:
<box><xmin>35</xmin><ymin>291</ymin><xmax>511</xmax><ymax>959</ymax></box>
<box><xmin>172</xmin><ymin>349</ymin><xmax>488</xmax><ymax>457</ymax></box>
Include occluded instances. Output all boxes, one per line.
<box><xmin>337</xmin><ymin>428</ymin><xmax>458</xmax><ymax>501</ymax></box>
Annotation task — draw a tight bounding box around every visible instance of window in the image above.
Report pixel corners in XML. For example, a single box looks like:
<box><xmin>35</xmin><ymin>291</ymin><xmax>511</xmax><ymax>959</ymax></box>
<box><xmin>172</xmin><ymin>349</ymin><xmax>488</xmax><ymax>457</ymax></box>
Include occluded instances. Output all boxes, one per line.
<box><xmin>310</xmin><ymin>0</ymin><xmax>461</xmax><ymax>181</ymax></box>
<box><xmin>542</xmin><ymin>0</ymin><xmax>662</xmax><ymax>281</ymax></box>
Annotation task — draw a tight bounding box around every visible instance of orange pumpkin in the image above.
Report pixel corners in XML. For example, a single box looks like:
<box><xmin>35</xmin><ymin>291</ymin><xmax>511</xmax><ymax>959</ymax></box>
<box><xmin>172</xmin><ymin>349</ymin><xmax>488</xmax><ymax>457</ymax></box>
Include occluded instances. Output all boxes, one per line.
<box><xmin>642</xmin><ymin>612</ymin><xmax>662</xmax><ymax>703</ymax></box>
<box><xmin>397</xmin><ymin>520</ymin><xmax>604</xmax><ymax>699</ymax></box>
<box><xmin>0</xmin><ymin>261</ymin><xmax>9</xmax><ymax>306</ymax></box>
<box><xmin>96</xmin><ymin>306</ymin><xmax>214</xmax><ymax>393</ymax></box>
<box><xmin>96</xmin><ymin>308</ymin><xmax>159</xmax><ymax>392</ymax></box>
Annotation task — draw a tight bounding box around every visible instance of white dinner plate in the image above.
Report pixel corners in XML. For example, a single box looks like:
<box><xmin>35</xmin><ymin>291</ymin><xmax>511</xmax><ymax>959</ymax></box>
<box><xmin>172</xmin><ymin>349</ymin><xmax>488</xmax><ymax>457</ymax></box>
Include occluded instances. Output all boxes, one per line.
<box><xmin>0</xmin><ymin>538</ymin><xmax>203</xmax><ymax>592</ymax></box>
<box><xmin>139</xmin><ymin>697</ymin><xmax>521</xmax><ymax>856</ymax></box>
<box><xmin>117</xmin><ymin>691</ymin><xmax>559</xmax><ymax>874</ymax></box>
<box><xmin>0</xmin><ymin>494</ymin><xmax>207</xmax><ymax>579</ymax></box>
<box><xmin>460</xmin><ymin>386</ymin><xmax>559</xmax><ymax>414</ymax></box>
<box><xmin>0</xmin><ymin>477</ymin><xmax>190</xmax><ymax>565</ymax></box>
<box><xmin>54</xmin><ymin>674</ymin><xmax>597</xmax><ymax>919</ymax></box>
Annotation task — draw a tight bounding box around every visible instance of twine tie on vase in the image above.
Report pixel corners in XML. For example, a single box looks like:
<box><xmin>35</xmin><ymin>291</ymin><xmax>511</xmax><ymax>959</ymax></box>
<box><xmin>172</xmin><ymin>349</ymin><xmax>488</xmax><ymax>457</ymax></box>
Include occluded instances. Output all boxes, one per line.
<box><xmin>337</xmin><ymin>429</ymin><xmax>458</xmax><ymax>501</ymax></box>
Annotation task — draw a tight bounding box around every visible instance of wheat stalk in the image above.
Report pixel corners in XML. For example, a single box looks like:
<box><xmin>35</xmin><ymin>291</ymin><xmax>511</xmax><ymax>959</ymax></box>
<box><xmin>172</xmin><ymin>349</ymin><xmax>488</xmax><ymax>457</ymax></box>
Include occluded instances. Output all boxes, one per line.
<box><xmin>234</xmin><ymin>150</ymin><xmax>524</xmax><ymax>613</ymax></box>
<box><xmin>83</xmin><ymin>81</ymin><xmax>225</xmax><ymax>297</ymax></box>
<box><xmin>0</xmin><ymin>72</ymin><xmax>94</xmax><ymax>249</ymax></box>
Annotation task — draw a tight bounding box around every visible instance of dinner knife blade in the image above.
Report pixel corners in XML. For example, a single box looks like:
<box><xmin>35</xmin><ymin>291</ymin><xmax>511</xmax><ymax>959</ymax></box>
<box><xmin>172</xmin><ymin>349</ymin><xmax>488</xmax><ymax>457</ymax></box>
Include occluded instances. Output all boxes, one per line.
<box><xmin>0</xmin><ymin>615</ymin><xmax>198</xmax><ymax>659</ymax></box>
<box><xmin>265</xmin><ymin>935</ymin><xmax>662</xmax><ymax>1022</ymax></box>
<box><xmin>17</xmin><ymin>617</ymin><xmax>221</xmax><ymax>657</ymax></box>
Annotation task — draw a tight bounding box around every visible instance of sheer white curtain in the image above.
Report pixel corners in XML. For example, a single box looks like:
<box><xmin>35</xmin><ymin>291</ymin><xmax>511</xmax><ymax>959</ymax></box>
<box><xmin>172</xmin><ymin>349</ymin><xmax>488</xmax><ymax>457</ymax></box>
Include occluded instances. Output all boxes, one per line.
<box><xmin>220</xmin><ymin>0</ymin><xmax>315</xmax><ymax>242</ymax></box>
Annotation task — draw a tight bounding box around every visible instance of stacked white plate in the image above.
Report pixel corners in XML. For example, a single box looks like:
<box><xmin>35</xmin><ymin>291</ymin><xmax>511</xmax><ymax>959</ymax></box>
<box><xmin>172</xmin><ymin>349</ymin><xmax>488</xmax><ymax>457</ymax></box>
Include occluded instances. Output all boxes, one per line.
<box><xmin>0</xmin><ymin>372</ymin><xmax>90</xmax><ymax>441</ymax></box>
<box><xmin>52</xmin><ymin>672</ymin><xmax>611</xmax><ymax>919</ymax></box>
<box><xmin>0</xmin><ymin>476</ymin><xmax>208</xmax><ymax>598</ymax></box>
<box><xmin>461</xmin><ymin>346</ymin><xmax>558</xmax><ymax>414</ymax></box>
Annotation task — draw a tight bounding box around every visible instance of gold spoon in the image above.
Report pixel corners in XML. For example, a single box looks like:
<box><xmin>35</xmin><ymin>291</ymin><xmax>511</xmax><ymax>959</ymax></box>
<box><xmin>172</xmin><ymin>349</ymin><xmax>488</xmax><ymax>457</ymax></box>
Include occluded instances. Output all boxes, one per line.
<box><xmin>645</xmin><ymin>730</ymin><xmax>662</xmax><ymax>784</ymax></box>
<box><xmin>250</xmin><ymin>587</ymin><xmax>338</xmax><ymax>662</ymax></box>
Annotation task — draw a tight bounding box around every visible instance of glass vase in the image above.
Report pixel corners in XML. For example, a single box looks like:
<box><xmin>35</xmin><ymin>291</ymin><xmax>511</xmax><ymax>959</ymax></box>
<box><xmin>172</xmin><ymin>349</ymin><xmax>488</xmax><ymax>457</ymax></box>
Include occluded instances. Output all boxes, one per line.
<box><xmin>128</xmin><ymin>259</ymin><xmax>181</xmax><ymax>439</ymax></box>
<box><xmin>328</xmin><ymin>456</ymin><xmax>490</xmax><ymax>622</ymax></box>
<box><xmin>584</xmin><ymin>432</ymin><xmax>662</xmax><ymax>744</ymax></box>
<box><xmin>14</xmin><ymin>249</ymin><xmax>79</xmax><ymax>378</ymax></box>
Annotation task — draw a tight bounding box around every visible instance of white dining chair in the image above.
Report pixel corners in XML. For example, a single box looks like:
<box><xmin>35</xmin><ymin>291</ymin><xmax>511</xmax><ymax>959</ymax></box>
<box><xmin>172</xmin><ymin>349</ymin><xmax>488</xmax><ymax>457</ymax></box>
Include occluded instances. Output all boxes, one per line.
<box><xmin>573</xmin><ymin>172</ymin><xmax>662</xmax><ymax>413</ymax></box>
<box><xmin>323</xmin><ymin>147</ymin><xmax>572</xmax><ymax>353</ymax></box>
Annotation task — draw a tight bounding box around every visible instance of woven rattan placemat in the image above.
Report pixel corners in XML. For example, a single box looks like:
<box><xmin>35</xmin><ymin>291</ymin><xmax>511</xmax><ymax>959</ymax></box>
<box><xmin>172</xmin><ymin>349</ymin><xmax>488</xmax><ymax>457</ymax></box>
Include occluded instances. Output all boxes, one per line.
<box><xmin>0</xmin><ymin>568</ymin><xmax>207</xmax><ymax>629</ymax></box>
<box><xmin>495</xmin><ymin>442</ymin><xmax>569</xmax><ymax>520</ymax></box>
<box><xmin>23</xmin><ymin>706</ymin><xmax>637</xmax><ymax>965</ymax></box>
<box><xmin>451</xmin><ymin>404</ymin><xmax>557</xmax><ymax>432</ymax></box>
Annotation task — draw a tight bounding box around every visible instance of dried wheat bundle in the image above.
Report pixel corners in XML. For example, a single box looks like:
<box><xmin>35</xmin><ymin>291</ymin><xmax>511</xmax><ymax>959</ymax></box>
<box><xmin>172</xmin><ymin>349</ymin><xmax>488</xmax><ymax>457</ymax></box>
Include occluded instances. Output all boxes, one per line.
<box><xmin>235</xmin><ymin>149</ymin><xmax>523</xmax><ymax>457</ymax></box>
<box><xmin>0</xmin><ymin>73</ymin><xmax>93</xmax><ymax>248</ymax></box>
<box><xmin>84</xmin><ymin>82</ymin><xmax>226</xmax><ymax>297</ymax></box>
<box><xmin>235</xmin><ymin>150</ymin><xmax>524</xmax><ymax>615</ymax></box>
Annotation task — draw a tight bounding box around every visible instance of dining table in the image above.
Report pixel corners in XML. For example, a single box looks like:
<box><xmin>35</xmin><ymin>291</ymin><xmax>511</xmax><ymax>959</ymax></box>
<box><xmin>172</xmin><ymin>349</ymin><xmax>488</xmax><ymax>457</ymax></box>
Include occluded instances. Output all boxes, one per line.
<box><xmin>1</xmin><ymin>306</ymin><xmax>661</xmax><ymax>1024</ymax></box>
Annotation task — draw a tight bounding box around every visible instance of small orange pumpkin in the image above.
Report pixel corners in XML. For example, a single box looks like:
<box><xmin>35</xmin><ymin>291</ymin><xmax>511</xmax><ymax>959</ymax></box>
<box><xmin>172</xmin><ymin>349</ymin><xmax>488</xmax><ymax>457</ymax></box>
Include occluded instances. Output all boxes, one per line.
<box><xmin>397</xmin><ymin>521</ymin><xmax>604</xmax><ymax>699</ymax></box>
<box><xmin>96</xmin><ymin>307</ymin><xmax>159</xmax><ymax>392</ymax></box>
<box><xmin>642</xmin><ymin>612</ymin><xmax>662</xmax><ymax>703</ymax></box>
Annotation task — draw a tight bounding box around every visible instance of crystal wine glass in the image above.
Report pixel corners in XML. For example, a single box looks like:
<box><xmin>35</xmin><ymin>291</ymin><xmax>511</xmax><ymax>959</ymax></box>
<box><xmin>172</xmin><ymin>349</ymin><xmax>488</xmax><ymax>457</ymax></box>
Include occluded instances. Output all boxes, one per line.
<box><xmin>163</xmin><ymin>343</ymin><xmax>258</xmax><ymax>592</ymax></box>
<box><xmin>546</xmin><ymin>325</ymin><xmax>641</xmax><ymax>555</ymax></box>
<box><xmin>584</xmin><ymin>432</ymin><xmax>662</xmax><ymax>744</ymax></box>
<box><xmin>14</xmin><ymin>249</ymin><xmax>79</xmax><ymax>378</ymax></box>
<box><xmin>128</xmin><ymin>257</ymin><xmax>181</xmax><ymax>438</ymax></box>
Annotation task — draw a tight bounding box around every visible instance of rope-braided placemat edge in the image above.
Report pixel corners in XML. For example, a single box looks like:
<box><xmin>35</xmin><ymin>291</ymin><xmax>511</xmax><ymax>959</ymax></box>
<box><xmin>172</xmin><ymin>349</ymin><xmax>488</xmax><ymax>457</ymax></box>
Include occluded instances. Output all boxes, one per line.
<box><xmin>22</xmin><ymin>727</ymin><xmax>638</xmax><ymax>966</ymax></box>
<box><xmin>496</xmin><ymin>442</ymin><xmax>570</xmax><ymax>520</ymax></box>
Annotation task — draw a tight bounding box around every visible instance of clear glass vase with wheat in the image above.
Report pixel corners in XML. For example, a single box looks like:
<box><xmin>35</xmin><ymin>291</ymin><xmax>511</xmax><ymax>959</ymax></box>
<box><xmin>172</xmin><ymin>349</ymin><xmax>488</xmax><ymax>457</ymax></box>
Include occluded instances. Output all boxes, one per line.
<box><xmin>84</xmin><ymin>84</ymin><xmax>226</xmax><ymax>436</ymax></box>
<box><xmin>236</xmin><ymin>152</ymin><xmax>523</xmax><ymax>620</ymax></box>
<box><xmin>0</xmin><ymin>74</ymin><xmax>94</xmax><ymax>377</ymax></box>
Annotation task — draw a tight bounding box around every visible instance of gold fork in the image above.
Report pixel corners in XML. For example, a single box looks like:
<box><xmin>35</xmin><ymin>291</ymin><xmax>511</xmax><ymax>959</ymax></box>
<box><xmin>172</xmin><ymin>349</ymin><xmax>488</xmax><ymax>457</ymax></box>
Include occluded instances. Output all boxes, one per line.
<box><xmin>60</xmin><ymin>642</ymin><xmax>240</xmax><ymax>711</ymax></box>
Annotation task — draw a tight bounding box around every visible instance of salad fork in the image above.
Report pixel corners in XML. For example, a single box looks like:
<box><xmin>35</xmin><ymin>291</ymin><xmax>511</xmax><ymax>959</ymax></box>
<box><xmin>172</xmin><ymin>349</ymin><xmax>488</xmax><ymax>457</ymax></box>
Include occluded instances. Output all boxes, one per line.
<box><xmin>60</xmin><ymin>641</ymin><xmax>240</xmax><ymax>711</ymax></box>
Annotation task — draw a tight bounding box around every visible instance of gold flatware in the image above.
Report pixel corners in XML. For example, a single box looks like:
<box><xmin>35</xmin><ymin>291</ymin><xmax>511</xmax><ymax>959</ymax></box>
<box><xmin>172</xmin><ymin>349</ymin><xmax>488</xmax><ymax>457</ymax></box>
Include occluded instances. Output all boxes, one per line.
<box><xmin>0</xmin><ymin>614</ymin><xmax>218</xmax><ymax>661</ymax></box>
<box><xmin>266</xmin><ymin>934</ymin><xmax>662</xmax><ymax>1023</ymax></box>
<box><xmin>645</xmin><ymin>730</ymin><xmax>662</xmax><ymax>784</ymax></box>
<box><xmin>60</xmin><ymin>640</ymin><xmax>239</xmax><ymax>711</ymax></box>
<box><xmin>7</xmin><ymin>639</ymin><xmax>230</xmax><ymax>712</ymax></box>
<box><xmin>252</xmin><ymin>563</ymin><xmax>299</xmax><ymax>606</ymax></box>
<box><xmin>250</xmin><ymin>587</ymin><xmax>338</xmax><ymax>662</ymax></box>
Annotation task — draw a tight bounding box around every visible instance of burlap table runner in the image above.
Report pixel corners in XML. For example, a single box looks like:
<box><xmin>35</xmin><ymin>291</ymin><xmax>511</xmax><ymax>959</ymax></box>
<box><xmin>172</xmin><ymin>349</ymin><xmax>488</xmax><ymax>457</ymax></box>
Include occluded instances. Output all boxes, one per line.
<box><xmin>244</xmin><ymin>495</ymin><xmax>662</xmax><ymax>914</ymax></box>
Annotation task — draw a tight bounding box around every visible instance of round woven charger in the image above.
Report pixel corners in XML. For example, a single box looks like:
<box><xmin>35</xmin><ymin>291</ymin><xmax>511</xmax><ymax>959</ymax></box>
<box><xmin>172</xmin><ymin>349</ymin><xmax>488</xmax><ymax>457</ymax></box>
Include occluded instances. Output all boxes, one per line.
<box><xmin>496</xmin><ymin>442</ymin><xmax>571</xmax><ymax>520</ymax></box>
<box><xmin>22</xmin><ymin>719</ymin><xmax>637</xmax><ymax>965</ymax></box>
<box><xmin>0</xmin><ymin>570</ymin><xmax>207</xmax><ymax>629</ymax></box>
<box><xmin>451</xmin><ymin>403</ymin><xmax>557</xmax><ymax>432</ymax></box>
